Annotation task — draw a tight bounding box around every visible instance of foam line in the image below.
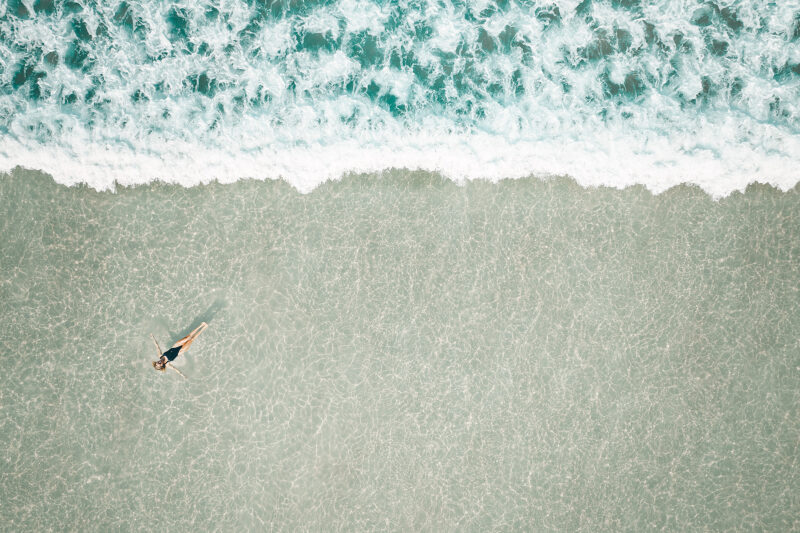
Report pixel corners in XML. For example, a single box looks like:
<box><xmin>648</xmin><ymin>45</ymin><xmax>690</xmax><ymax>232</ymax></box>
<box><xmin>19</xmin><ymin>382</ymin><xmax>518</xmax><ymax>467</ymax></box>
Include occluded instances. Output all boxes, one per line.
<box><xmin>2</xmin><ymin>122</ymin><xmax>797</xmax><ymax>198</ymax></box>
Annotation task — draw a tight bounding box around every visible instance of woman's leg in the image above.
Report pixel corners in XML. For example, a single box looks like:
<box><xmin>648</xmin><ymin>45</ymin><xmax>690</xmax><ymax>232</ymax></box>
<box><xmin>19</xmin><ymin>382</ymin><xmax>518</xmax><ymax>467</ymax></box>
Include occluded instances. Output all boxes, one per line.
<box><xmin>172</xmin><ymin>322</ymin><xmax>208</xmax><ymax>352</ymax></box>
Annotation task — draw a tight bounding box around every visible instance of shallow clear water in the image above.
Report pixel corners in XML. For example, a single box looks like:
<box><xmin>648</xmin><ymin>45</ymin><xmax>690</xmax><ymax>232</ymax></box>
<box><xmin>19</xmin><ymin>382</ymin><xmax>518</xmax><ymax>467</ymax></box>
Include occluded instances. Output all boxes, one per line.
<box><xmin>1</xmin><ymin>169</ymin><xmax>798</xmax><ymax>530</ymax></box>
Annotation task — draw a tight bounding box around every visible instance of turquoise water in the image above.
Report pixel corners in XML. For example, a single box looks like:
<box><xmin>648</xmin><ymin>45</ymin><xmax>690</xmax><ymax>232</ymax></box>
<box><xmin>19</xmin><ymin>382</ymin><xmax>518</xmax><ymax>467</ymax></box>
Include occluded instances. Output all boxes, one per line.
<box><xmin>1</xmin><ymin>169</ymin><xmax>798</xmax><ymax>530</ymax></box>
<box><xmin>1</xmin><ymin>0</ymin><xmax>799</xmax><ymax>193</ymax></box>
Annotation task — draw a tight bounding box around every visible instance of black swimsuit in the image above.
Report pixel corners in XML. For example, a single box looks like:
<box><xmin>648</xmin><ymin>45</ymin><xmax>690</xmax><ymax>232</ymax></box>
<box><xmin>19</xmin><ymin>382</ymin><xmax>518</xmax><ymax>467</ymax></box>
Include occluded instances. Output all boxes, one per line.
<box><xmin>162</xmin><ymin>346</ymin><xmax>181</xmax><ymax>362</ymax></box>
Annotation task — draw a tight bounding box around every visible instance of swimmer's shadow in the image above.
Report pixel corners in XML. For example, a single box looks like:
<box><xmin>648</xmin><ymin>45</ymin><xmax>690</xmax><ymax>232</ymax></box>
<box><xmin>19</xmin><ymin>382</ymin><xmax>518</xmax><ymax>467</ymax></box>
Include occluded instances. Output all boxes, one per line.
<box><xmin>168</xmin><ymin>298</ymin><xmax>226</xmax><ymax>342</ymax></box>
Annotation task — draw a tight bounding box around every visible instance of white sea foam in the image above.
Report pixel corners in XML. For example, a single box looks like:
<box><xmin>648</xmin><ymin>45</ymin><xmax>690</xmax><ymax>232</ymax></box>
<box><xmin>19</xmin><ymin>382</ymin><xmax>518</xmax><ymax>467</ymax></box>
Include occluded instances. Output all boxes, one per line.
<box><xmin>2</xmin><ymin>115</ymin><xmax>798</xmax><ymax>198</ymax></box>
<box><xmin>1</xmin><ymin>0</ymin><xmax>799</xmax><ymax>197</ymax></box>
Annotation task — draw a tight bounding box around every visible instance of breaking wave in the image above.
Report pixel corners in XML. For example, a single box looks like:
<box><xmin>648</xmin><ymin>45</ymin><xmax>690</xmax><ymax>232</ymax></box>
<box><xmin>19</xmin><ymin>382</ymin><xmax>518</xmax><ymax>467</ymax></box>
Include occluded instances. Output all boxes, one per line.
<box><xmin>1</xmin><ymin>0</ymin><xmax>799</xmax><ymax>196</ymax></box>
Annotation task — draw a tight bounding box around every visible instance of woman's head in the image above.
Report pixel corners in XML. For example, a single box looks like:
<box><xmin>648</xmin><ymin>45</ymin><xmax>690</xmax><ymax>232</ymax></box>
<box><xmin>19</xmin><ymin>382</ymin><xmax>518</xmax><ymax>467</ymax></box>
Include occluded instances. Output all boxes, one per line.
<box><xmin>152</xmin><ymin>360</ymin><xmax>166</xmax><ymax>371</ymax></box>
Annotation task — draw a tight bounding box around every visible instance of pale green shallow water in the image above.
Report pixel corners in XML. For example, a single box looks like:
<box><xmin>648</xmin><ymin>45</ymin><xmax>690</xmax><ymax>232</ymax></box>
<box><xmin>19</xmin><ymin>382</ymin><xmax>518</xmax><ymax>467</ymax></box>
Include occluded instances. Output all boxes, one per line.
<box><xmin>0</xmin><ymin>169</ymin><xmax>798</xmax><ymax>531</ymax></box>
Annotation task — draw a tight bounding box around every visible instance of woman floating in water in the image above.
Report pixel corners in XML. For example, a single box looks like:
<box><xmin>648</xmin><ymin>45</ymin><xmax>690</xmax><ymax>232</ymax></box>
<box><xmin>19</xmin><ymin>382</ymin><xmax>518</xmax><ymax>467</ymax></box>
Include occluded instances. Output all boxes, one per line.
<box><xmin>151</xmin><ymin>322</ymin><xmax>208</xmax><ymax>378</ymax></box>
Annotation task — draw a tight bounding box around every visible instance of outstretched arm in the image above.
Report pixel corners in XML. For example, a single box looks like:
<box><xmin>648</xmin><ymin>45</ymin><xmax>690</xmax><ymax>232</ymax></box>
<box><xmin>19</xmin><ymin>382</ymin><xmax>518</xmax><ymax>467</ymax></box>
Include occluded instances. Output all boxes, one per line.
<box><xmin>167</xmin><ymin>363</ymin><xmax>188</xmax><ymax>380</ymax></box>
<box><xmin>150</xmin><ymin>334</ymin><xmax>163</xmax><ymax>356</ymax></box>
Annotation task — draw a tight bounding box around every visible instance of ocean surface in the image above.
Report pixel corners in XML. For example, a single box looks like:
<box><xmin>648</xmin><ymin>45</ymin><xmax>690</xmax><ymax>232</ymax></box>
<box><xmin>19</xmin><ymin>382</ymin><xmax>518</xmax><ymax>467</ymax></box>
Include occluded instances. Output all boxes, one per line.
<box><xmin>1</xmin><ymin>0</ymin><xmax>800</xmax><ymax>531</ymax></box>
<box><xmin>0</xmin><ymin>0</ymin><xmax>799</xmax><ymax>195</ymax></box>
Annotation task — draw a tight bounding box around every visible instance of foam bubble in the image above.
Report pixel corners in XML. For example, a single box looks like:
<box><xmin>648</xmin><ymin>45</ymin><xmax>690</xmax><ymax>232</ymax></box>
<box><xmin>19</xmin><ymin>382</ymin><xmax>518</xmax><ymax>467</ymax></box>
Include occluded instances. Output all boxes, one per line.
<box><xmin>337</xmin><ymin>0</ymin><xmax>388</xmax><ymax>35</ymax></box>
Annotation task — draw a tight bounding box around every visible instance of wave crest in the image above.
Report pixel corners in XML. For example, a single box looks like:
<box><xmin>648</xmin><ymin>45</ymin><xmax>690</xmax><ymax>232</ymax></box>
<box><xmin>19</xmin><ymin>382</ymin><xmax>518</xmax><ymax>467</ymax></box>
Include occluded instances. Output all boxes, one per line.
<box><xmin>1</xmin><ymin>0</ymin><xmax>799</xmax><ymax>196</ymax></box>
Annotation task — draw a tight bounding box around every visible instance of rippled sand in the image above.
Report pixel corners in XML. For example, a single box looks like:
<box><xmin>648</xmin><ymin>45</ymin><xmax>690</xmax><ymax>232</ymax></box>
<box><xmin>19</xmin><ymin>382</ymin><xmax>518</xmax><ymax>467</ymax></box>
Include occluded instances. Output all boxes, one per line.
<box><xmin>1</xmin><ymin>169</ymin><xmax>798</xmax><ymax>530</ymax></box>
